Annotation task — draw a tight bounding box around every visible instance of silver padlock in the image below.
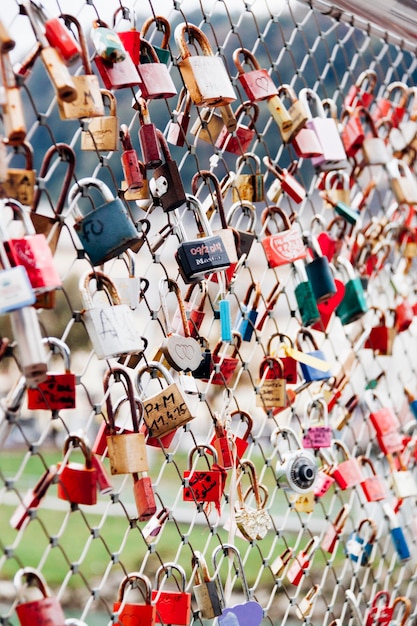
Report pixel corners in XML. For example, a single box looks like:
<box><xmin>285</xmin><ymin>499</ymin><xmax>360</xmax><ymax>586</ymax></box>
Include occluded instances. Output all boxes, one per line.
<box><xmin>272</xmin><ymin>427</ymin><xmax>318</xmax><ymax>494</ymax></box>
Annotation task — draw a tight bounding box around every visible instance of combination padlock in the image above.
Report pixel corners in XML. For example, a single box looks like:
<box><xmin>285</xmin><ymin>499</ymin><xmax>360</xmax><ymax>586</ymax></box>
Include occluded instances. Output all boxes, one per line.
<box><xmin>272</xmin><ymin>427</ymin><xmax>318</xmax><ymax>494</ymax></box>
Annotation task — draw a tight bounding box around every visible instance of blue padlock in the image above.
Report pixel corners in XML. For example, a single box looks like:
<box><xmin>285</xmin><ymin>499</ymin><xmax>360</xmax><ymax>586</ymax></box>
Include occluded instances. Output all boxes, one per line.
<box><xmin>234</xmin><ymin>281</ymin><xmax>261</xmax><ymax>342</ymax></box>
<box><xmin>383</xmin><ymin>503</ymin><xmax>411</xmax><ymax>562</ymax></box>
<box><xmin>69</xmin><ymin>177</ymin><xmax>142</xmax><ymax>266</ymax></box>
<box><xmin>345</xmin><ymin>518</ymin><xmax>377</xmax><ymax>566</ymax></box>
<box><xmin>296</xmin><ymin>327</ymin><xmax>332</xmax><ymax>383</ymax></box>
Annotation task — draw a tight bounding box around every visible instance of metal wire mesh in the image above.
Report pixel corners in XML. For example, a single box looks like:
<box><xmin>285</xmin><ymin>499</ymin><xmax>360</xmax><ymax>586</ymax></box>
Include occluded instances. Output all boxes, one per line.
<box><xmin>1</xmin><ymin>0</ymin><xmax>417</xmax><ymax>624</ymax></box>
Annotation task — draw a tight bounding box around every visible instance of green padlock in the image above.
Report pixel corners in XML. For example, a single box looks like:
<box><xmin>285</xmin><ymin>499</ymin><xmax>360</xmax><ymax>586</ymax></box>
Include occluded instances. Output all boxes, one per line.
<box><xmin>335</xmin><ymin>256</ymin><xmax>368</xmax><ymax>325</ymax></box>
<box><xmin>293</xmin><ymin>260</ymin><xmax>321</xmax><ymax>327</ymax></box>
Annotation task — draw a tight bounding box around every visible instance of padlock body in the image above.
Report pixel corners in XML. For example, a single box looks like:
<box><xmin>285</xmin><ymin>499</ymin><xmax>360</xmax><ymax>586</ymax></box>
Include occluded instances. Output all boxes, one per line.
<box><xmin>117</xmin><ymin>29</ymin><xmax>141</xmax><ymax>66</ymax></box>
<box><xmin>133</xmin><ymin>475</ymin><xmax>157</xmax><ymax>521</ymax></box>
<box><xmin>213</xmin><ymin>435</ymin><xmax>234</xmax><ymax>469</ymax></box>
<box><xmin>5</xmin><ymin>234</ymin><xmax>62</xmax><ymax>293</ymax></box>
<box><xmin>295</xmin><ymin>281</ymin><xmax>320</xmax><ymax>326</ymax></box>
<box><xmin>331</xmin><ymin>458</ymin><xmax>363</xmax><ymax>490</ymax></box>
<box><xmin>176</xmin><ymin>235</ymin><xmax>231</xmax><ymax>283</ymax></box>
<box><xmin>336</xmin><ymin>278</ymin><xmax>368</xmax><ymax>325</ymax></box>
<box><xmin>302</xmin><ymin>425</ymin><xmax>332</xmax><ymax>449</ymax></box>
<box><xmin>232</xmin><ymin>174</ymin><xmax>264</xmax><ymax>203</ymax></box>
<box><xmin>57</xmin><ymin>462</ymin><xmax>97</xmax><ymax>505</ymax></box>
<box><xmin>121</xmin><ymin>150</ymin><xmax>143</xmax><ymax>191</ymax></box>
<box><xmin>143</xmin><ymin>383</ymin><xmax>194</xmax><ymax>437</ymax></box>
<box><xmin>238</xmin><ymin>68</ymin><xmax>277</xmax><ymax>101</ymax></box>
<box><xmin>151</xmin><ymin>590</ymin><xmax>191</xmax><ymax>626</ymax></box>
<box><xmin>0</xmin><ymin>167</ymin><xmax>36</xmax><ymax>205</ymax></box>
<box><xmin>139</xmin><ymin>123</ymin><xmax>162</xmax><ymax>168</ymax></box>
<box><xmin>94</xmin><ymin>54</ymin><xmax>141</xmax><ymax>90</ymax></box>
<box><xmin>58</xmin><ymin>75</ymin><xmax>104</xmax><ymax>120</ymax></box>
<box><xmin>215</xmin><ymin>124</ymin><xmax>255</xmax><ymax>155</ymax></box>
<box><xmin>107</xmin><ymin>431</ymin><xmax>148</xmax><ymax>475</ymax></box>
<box><xmin>300</xmin><ymin>349</ymin><xmax>331</xmax><ymax>382</ymax></box>
<box><xmin>151</xmin><ymin>161</ymin><xmax>186</xmax><ymax>211</ymax></box>
<box><xmin>194</xmin><ymin>581</ymin><xmax>224</xmax><ymax>619</ymax></box>
<box><xmin>178</xmin><ymin>56</ymin><xmax>236</xmax><ymax>106</ymax></box>
<box><xmin>113</xmin><ymin>601</ymin><xmax>156</xmax><ymax>626</ymax></box>
<box><xmin>16</xmin><ymin>597</ymin><xmax>66</xmax><ymax>626</ymax></box>
<box><xmin>2</xmin><ymin>87</ymin><xmax>27</xmax><ymax>145</ymax></box>
<box><xmin>81</xmin><ymin>114</ymin><xmax>119</xmax><ymax>151</ymax></box>
<box><xmin>0</xmin><ymin>266</ymin><xmax>35</xmax><ymax>313</ymax></box>
<box><xmin>183</xmin><ymin>469</ymin><xmax>223</xmax><ymax>503</ymax></box>
<box><xmin>137</xmin><ymin>63</ymin><xmax>177</xmax><ymax>100</ymax></box>
<box><xmin>27</xmin><ymin>372</ymin><xmax>76</xmax><ymax>410</ymax></box>
<box><xmin>44</xmin><ymin>17</ymin><xmax>81</xmax><ymax>64</ymax></box>
<box><xmin>305</xmin><ymin>256</ymin><xmax>337</xmax><ymax>303</ymax></box>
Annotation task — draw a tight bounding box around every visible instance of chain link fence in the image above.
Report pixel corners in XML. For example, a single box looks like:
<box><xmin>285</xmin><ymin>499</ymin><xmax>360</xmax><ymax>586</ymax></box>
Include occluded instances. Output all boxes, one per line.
<box><xmin>1</xmin><ymin>0</ymin><xmax>417</xmax><ymax>624</ymax></box>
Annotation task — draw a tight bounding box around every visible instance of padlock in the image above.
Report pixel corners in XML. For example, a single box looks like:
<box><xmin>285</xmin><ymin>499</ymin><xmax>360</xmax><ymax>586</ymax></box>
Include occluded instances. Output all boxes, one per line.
<box><xmin>226</xmin><ymin>199</ymin><xmax>257</xmax><ymax>259</ymax></box>
<box><xmin>295</xmin><ymin>584</ymin><xmax>320</xmax><ymax>619</ymax></box>
<box><xmin>293</xmin><ymin>260</ymin><xmax>321</xmax><ymax>327</ymax></box>
<box><xmin>173</xmin><ymin>280</ymin><xmax>207</xmax><ymax>339</ymax></box>
<box><xmin>316</xmin><ymin>215</ymin><xmax>348</xmax><ymax>264</ymax></box>
<box><xmin>103</xmin><ymin>367</ymin><xmax>148</xmax><ymax>475</ymax></box>
<box><xmin>329</xmin><ymin>439</ymin><xmax>363</xmax><ymax>490</ymax></box>
<box><xmin>302</xmin><ymin>395</ymin><xmax>332</xmax><ymax>449</ymax></box>
<box><xmin>175</xmin><ymin>195</ymin><xmax>231</xmax><ymax>283</ymax></box>
<box><xmin>27</xmin><ymin>337</ymin><xmax>76</xmax><ymax>411</ymax></box>
<box><xmin>345</xmin><ymin>518</ymin><xmax>377</xmax><ymax>566</ymax></box>
<box><xmin>9</xmin><ymin>305</ymin><xmax>48</xmax><ymax>385</ymax></box>
<box><xmin>182</xmin><ymin>444</ymin><xmax>225</xmax><ymax>509</ymax></box>
<box><xmin>272</xmin><ymin>427</ymin><xmax>318</xmax><ymax>494</ymax></box>
<box><xmin>151</xmin><ymin>564</ymin><xmax>192</xmax><ymax>625</ymax></box>
<box><xmin>373</xmin><ymin>80</ymin><xmax>409</xmax><ymax>128</ymax></box>
<box><xmin>358</xmin><ymin>455</ymin><xmax>387</xmax><ymax>502</ymax></box>
<box><xmin>150</xmin><ymin>129</ymin><xmax>186</xmax><ymax>211</ymax></box>
<box><xmin>0</xmin><ymin>141</ymin><xmax>36</xmax><ymax>206</ymax></box>
<box><xmin>344</xmin><ymin>69</ymin><xmax>377</xmax><ymax>109</ymax></box>
<box><xmin>383</xmin><ymin>503</ymin><xmax>411</xmax><ymax>562</ymax></box>
<box><xmin>213</xmin><ymin>544</ymin><xmax>264</xmax><ymax>626</ymax></box>
<box><xmin>120</xmin><ymin>123</ymin><xmax>144</xmax><ymax>194</ymax></box>
<box><xmin>366</xmin><ymin>391</ymin><xmax>403</xmax><ymax>455</ymax></box>
<box><xmin>0</xmin><ymin>47</ymin><xmax>27</xmax><ymax>145</ymax></box>
<box><xmin>234</xmin><ymin>280</ymin><xmax>261</xmax><ymax>341</ymax></box>
<box><xmin>261</xmin><ymin>205</ymin><xmax>307</xmax><ymax>267</ymax></box>
<box><xmin>321</xmin><ymin>503</ymin><xmax>350</xmax><ymax>554</ymax></box>
<box><xmin>30</xmin><ymin>142</ymin><xmax>76</xmax><ymax>256</ymax></box>
<box><xmin>299</xmin><ymin>88</ymin><xmax>347</xmax><ymax>169</ymax></box>
<box><xmin>92</xmin><ymin>20</ymin><xmax>141</xmax><ymax>90</ymax></box>
<box><xmin>286</xmin><ymin>536</ymin><xmax>320</xmax><ymax>585</ymax></box>
<box><xmin>266</xmin><ymin>332</ymin><xmax>298</xmax><ymax>384</ymax></box>
<box><xmin>69</xmin><ymin>177</ymin><xmax>142</xmax><ymax>265</ymax></box>
<box><xmin>57</xmin><ymin>14</ymin><xmax>104</xmax><ymax>120</ymax></box>
<box><xmin>32</xmin><ymin>4</ymin><xmax>80</xmax><ymax>65</ymax></box>
<box><xmin>23</xmin><ymin>0</ymin><xmax>77</xmax><ymax>102</ymax></box>
<box><xmin>136</xmin><ymin>361</ymin><xmax>194</xmax><ymax>438</ymax></box>
<box><xmin>226</xmin><ymin>409</ymin><xmax>253</xmax><ymax>462</ymax></box>
<box><xmin>295</xmin><ymin>327</ymin><xmax>332</xmax><ymax>382</ymax></box>
<box><xmin>275</xmin><ymin>83</ymin><xmax>310</xmax><ymax>144</ymax></box>
<box><xmin>113</xmin><ymin>572</ymin><xmax>156</xmax><ymax>626</ymax></box>
<box><xmin>81</xmin><ymin>89</ymin><xmax>119</xmax><ymax>152</ymax></box>
<box><xmin>10</xmin><ymin>462</ymin><xmax>58</xmax><ymax>531</ymax></box>
<box><xmin>192</xmin><ymin>551</ymin><xmax>224</xmax><ymax>619</ymax></box>
<box><xmin>159</xmin><ymin>278</ymin><xmax>203</xmax><ymax>372</ymax></box>
<box><xmin>304</xmin><ymin>231</ymin><xmax>338</xmax><ymax>302</ymax></box>
<box><xmin>0</xmin><ymin>214</ymin><xmax>35</xmax><ymax>314</ymax></box>
<box><xmin>201</xmin><ymin>331</ymin><xmax>242</xmax><ymax>386</ymax></box>
<box><xmin>136</xmin><ymin>98</ymin><xmax>162</xmax><ymax>169</ymax></box>
<box><xmin>79</xmin><ymin>270</ymin><xmax>144</xmax><ymax>360</ymax></box>
<box><xmin>359</xmin><ymin>107</ymin><xmax>392</xmax><ymax>165</ymax></box>
<box><xmin>270</xmin><ymin>546</ymin><xmax>293</xmax><ymax>578</ymax></box>
<box><xmin>210</xmin><ymin>417</ymin><xmax>235</xmax><ymax>469</ymax></box>
<box><xmin>232</xmin><ymin>152</ymin><xmax>264</xmax><ymax>203</ymax></box>
<box><xmin>366</xmin><ymin>590</ymin><xmax>393</xmax><ymax>626</ymax></box>
<box><xmin>133</xmin><ymin>467</ymin><xmax>157</xmax><ymax>521</ymax></box>
<box><xmin>57</xmin><ymin>434</ymin><xmax>98</xmax><ymax>505</ymax></box>
<box><xmin>175</xmin><ymin>22</ymin><xmax>236</xmax><ymax>107</ymax></box>
<box><xmin>167</xmin><ymin>88</ymin><xmax>192</xmax><ymax>147</ymax></box>
<box><xmin>313</xmin><ymin>451</ymin><xmax>336</xmax><ymax>498</ymax></box>
<box><xmin>190</xmin><ymin>106</ymin><xmax>226</xmax><ymax>144</ymax></box>
<box><xmin>141</xmin><ymin>507</ymin><xmax>169</xmax><ymax>544</ymax></box>
<box><xmin>14</xmin><ymin>567</ymin><xmax>66</xmax><ymax>626</ymax></box>
<box><xmin>215</xmin><ymin>100</ymin><xmax>259</xmax><ymax>155</ymax></box>
<box><xmin>335</xmin><ymin>256</ymin><xmax>368</xmax><ymax>325</ymax></box>
<box><xmin>257</xmin><ymin>356</ymin><xmax>287</xmax><ymax>409</ymax></box>
<box><xmin>233</xmin><ymin>47</ymin><xmax>279</xmax><ymax>101</ymax></box>
<box><xmin>263</xmin><ymin>156</ymin><xmax>306</xmax><ymax>204</ymax></box>
<box><xmin>364</xmin><ymin>307</ymin><xmax>396</xmax><ymax>355</ymax></box>
<box><xmin>234</xmin><ymin>459</ymin><xmax>272</xmax><ymax>541</ymax></box>
<box><xmin>136</xmin><ymin>38</ymin><xmax>177</xmax><ymax>100</ymax></box>
<box><xmin>3</xmin><ymin>198</ymin><xmax>62</xmax><ymax>294</ymax></box>
<box><xmin>112</xmin><ymin>7</ymin><xmax>141</xmax><ymax>65</ymax></box>
<box><xmin>388</xmin><ymin>450</ymin><xmax>417</xmax><ymax>498</ymax></box>
<box><xmin>191</xmin><ymin>170</ymin><xmax>238</xmax><ymax>271</ymax></box>
<box><xmin>140</xmin><ymin>15</ymin><xmax>171</xmax><ymax>65</ymax></box>
<box><xmin>340</xmin><ymin>105</ymin><xmax>366</xmax><ymax>157</ymax></box>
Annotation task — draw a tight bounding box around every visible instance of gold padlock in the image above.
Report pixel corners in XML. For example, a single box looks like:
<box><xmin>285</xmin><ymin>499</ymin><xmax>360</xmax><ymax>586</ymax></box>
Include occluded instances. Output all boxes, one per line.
<box><xmin>232</xmin><ymin>152</ymin><xmax>265</xmax><ymax>203</ymax></box>
<box><xmin>0</xmin><ymin>141</ymin><xmax>36</xmax><ymax>206</ymax></box>
<box><xmin>81</xmin><ymin>89</ymin><xmax>119</xmax><ymax>152</ymax></box>
<box><xmin>57</xmin><ymin>14</ymin><xmax>105</xmax><ymax>120</ymax></box>
<box><xmin>190</xmin><ymin>106</ymin><xmax>225</xmax><ymax>144</ymax></box>
<box><xmin>0</xmin><ymin>49</ymin><xmax>26</xmax><ymax>145</ymax></box>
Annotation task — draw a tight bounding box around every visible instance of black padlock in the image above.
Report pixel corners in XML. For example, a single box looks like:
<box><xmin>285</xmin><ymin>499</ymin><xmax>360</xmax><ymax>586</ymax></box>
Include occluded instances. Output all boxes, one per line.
<box><xmin>149</xmin><ymin>129</ymin><xmax>187</xmax><ymax>211</ymax></box>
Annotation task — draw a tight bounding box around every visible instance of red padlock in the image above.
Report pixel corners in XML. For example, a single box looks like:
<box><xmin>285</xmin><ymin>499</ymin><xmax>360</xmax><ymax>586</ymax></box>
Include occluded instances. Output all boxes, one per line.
<box><xmin>151</xmin><ymin>564</ymin><xmax>192</xmax><ymax>625</ymax></box>
<box><xmin>286</xmin><ymin>536</ymin><xmax>320</xmax><ymax>585</ymax></box>
<box><xmin>261</xmin><ymin>205</ymin><xmax>307</xmax><ymax>268</ymax></box>
<box><xmin>10</xmin><ymin>465</ymin><xmax>58</xmax><ymax>530</ymax></box>
<box><xmin>93</xmin><ymin>19</ymin><xmax>141</xmax><ymax>90</ymax></box>
<box><xmin>136</xmin><ymin>38</ymin><xmax>177</xmax><ymax>100</ymax></box>
<box><xmin>367</xmin><ymin>392</ymin><xmax>403</xmax><ymax>455</ymax></box>
<box><xmin>340</xmin><ymin>106</ymin><xmax>366</xmax><ymax>157</ymax></box>
<box><xmin>27</xmin><ymin>337</ymin><xmax>76</xmax><ymax>411</ymax></box>
<box><xmin>233</xmin><ymin>47</ymin><xmax>279</xmax><ymax>101</ymax></box>
<box><xmin>358</xmin><ymin>455</ymin><xmax>387</xmax><ymax>502</ymax></box>
<box><xmin>330</xmin><ymin>440</ymin><xmax>363</xmax><ymax>490</ymax></box>
<box><xmin>266</xmin><ymin>333</ymin><xmax>298</xmax><ymax>384</ymax></box>
<box><xmin>112</xmin><ymin>7</ymin><xmax>141</xmax><ymax>65</ymax></box>
<box><xmin>343</xmin><ymin>69</ymin><xmax>377</xmax><ymax>110</ymax></box>
<box><xmin>364</xmin><ymin>307</ymin><xmax>396</xmax><ymax>356</ymax></box>
<box><xmin>211</xmin><ymin>419</ymin><xmax>235</xmax><ymax>469</ymax></box>
<box><xmin>38</xmin><ymin>7</ymin><xmax>81</xmax><ymax>65</ymax></box>
<box><xmin>264</xmin><ymin>156</ymin><xmax>306</xmax><ymax>204</ymax></box>
<box><xmin>113</xmin><ymin>572</ymin><xmax>156</xmax><ymax>626</ymax></box>
<box><xmin>120</xmin><ymin>124</ymin><xmax>144</xmax><ymax>193</ymax></box>
<box><xmin>57</xmin><ymin>434</ymin><xmax>98</xmax><ymax>505</ymax></box>
<box><xmin>215</xmin><ymin>101</ymin><xmax>259</xmax><ymax>155</ymax></box>
<box><xmin>14</xmin><ymin>567</ymin><xmax>66</xmax><ymax>626</ymax></box>
<box><xmin>393</xmin><ymin>298</ymin><xmax>414</xmax><ymax>333</ymax></box>
<box><xmin>321</xmin><ymin>503</ymin><xmax>350</xmax><ymax>554</ymax></box>
<box><xmin>366</xmin><ymin>591</ymin><xmax>393</xmax><ymax>626</ymax></box>
<box><xmin>183</xmin><ymin>444</ymin><xmax>226</xmax><ymax>506</ymax></box>
<box><xmin>202</xmin><ymin>332</ymin><xmax>241</xmax><ymax>386</ymax></box>
<box><xmin>133</xmin><ymin>470</ymin><xmax>157</xmax><ymax>521</ymax></box>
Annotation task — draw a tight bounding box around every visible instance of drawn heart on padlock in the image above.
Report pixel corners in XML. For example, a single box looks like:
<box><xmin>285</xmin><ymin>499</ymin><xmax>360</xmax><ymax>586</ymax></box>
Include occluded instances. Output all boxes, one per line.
<box><xmin>255</xmin><ymin>76</ymin><xmax>271</xmax><ymax>94</ymax></box>
<box><xmin>219</xmin><ymin>601</ymin><xmax>263</xmax><ymax>626</ymax></box>
<box><xmin>162</xmin><ymin>335</ymin><xmax>203</xmax><ymax>372</ymax></box>
<box><xmin>312</xmin><ymin>279</ymin><xmax>345</xmax><ymax>331</ymax></box>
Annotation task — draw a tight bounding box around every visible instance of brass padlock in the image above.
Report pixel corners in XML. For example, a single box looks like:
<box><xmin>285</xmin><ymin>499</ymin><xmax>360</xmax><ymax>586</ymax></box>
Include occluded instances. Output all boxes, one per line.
<box><xmin>81</xmin><ymin>89</ymin><xmax>119</xmax><ymax>152</ymax></box>
<box><xmin>57</xmin><ymin>15</ymin><xmax>104</xmax><ymax>120</ymax></box>
<box><xmin>0</xmin><ymin>48</ymin><xmax>26</xmax><ymax>145</ymax></box>
<box><xmin>190</xmin><ymin>106</ymin><xmax>226</xmax><ymax>144</ymax></box>
<box><xmin>0</xmin><ymin>142</ymin><xmax>36</xmax><ymax>206</ymax></box>
<box><xmin>192</xmin><ymin>551</ymin><xmax>224</xmax><ymax>619</ymax></box>
<box><xmin>232</xmin><ymin>152</ymin><xmax>264</xmax><ymax>203</ymax></box>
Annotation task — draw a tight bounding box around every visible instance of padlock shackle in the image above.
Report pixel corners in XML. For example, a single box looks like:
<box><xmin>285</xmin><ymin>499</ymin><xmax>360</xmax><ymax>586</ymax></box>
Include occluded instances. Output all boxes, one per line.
<box><xmin>32</xmin><ymin>142</ymin><xmax>76</xmax><ymax>217</ymax></box>
<box><xmin>117</xmin><ymin>572</ymin><xmax>153</xmax><ymax>604</ymax></box>
<box><xmin>140</xmin><ymin>37</ymin><xmax>161</xmax><ymax>64</ymax></box>
<box><xmin>112</xmin><ymin>5</ymin><xmax>136</xmax><ymax>29</ymax></box>
<box><xmin>299</xmin><ymin>87</ymin><xmax>326</xmax><ymax>119</ymax></box>
<box><xmin>236</xmin><ymin>458</ymin><xmax>267</xmax><ymax>512</ymax></box>
<box><xmin>79</xmin><ymin>270</ymin><xmax>122</xmax><ymax>311</ymax></box>
<box><xmin>135</xmin><ymin>360</ymin><xmax>175</xmax><ymax>396</ymax></box>
<box><xmin>229</xmin><ymin>409</ymin><xmax>253</xmax><ymax>441</ymax></box>
<box><xmin>68</xmin><ymin>176</ymin><xmax>115</xmax><ymax>209</ymax></box>
<box><xmin>212</xmin><ymin>330</ymin><xmax>242</xmax><ymax>358</ymax></box>
<box><xmin>270</xmin><ymin>426</ymin><xmax>303</xmax><ymax>451</ymax></box>
<box><xmin>13</xmin><ymin>566</ymin><xmax>50</xmax><ymax>600</ymax></box>
<box><xmin>103</xmin><ymin>366</ymin><xmax>142</xmax><ymax>434</ymax></box>
<box><xmin>260</xmin><ymin>204</ymin><xmax>292</xmax><ymax>236</ymax></box>
<box><xmin>304</xmin><ymin>395</ymin><xmax>328</xmax><ymax>426</ymax></box>
<box><xmin>296</xmin><ymin>327</ymin><xmax>320</xmax><ymax>352</ymax></box>
<box><xmin>236</xmin><ymin>151</ymin><xmax>261</xmax><ymax>176</ymax></box>
<box><xmin>191</xmin><ymin>170</ymin><xmax>227</xmax><ymax>230</ymax></box>
<box><xmin>357</xmin><ymin>517</ymin><xmax>377</xmax><ymax>543</ymax></box>
<box><xmin>259</xmin><ymin>355</ymin><xmax>284</xmax><ymax>379</ymax></box>
<box><xmin>226</xmin><ymin>200</ymin><xmax>257</xmax><ymax>231</ymax></box>
<box><xmin>154</xmin><ymin>562</ymin><xmax>187</xmax><ymax>592</ymax></box>
<box><xmin>155</xmin><ymin>127</ymin><xmax>174</xmax><ymax>163</ymax></box>
<box><xmin>41</xmin><ymin>336</ymin><xmax>71</xmax><ymax>371</ymax></box>
<box><xmin>141</xmin><ymin>15</ymin><xmax>170</xmax><ymax>50</ymax></box>
<box><xmin>159</xmin><ymin>277</ymin><xmax>192</xmax><ymax>338</ymax></box>
<box><xmin>212</xmin><ymin>543</ymin><xmax>251</xmax><ymax>601</ymax></box>
<box><xmin>62</xmin><ymin>434</ymin><xmax>93</xmax><ymax>469</ymax></box>
<box><xmin>192</xmin><ymin>551</ymin><xmax>213</xmax><ymax>585</ymax></box>
<box><xmin>188</xmin><ymin>443</ymin><xmax>219</xmax><ymax>470</ymax></box>
<box><xmin>235</xmin><ymin>100</ymin><xmax>260</xmax><ymax>128</ymax></box>
<box><xmin>5</xmin><ymin>198</ymin><xmax>37</xmax><ymax>235</ymax></box>
<box><xmin>7</xmin><ymin>140</ymin><xmax>34</xmax><ymax>171</ymax></box>
<box><xmin>60</xmin><ymin>14</ymin><xmax>93</xmax><ymax>75</ymax></box>
<box><xmin>175</xmin><ymin>22</ymin><xmax>214</xmax><ymax>60</ymax></box>
<box><xmin>277</xmin><ymin>83</ymin><xmax>298</xmax><ymax>103</ymax></box>
<box><xmin>232</xmin><ymin>47</ymin><xmax>262</xmax><ymax>74</ymax></box>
